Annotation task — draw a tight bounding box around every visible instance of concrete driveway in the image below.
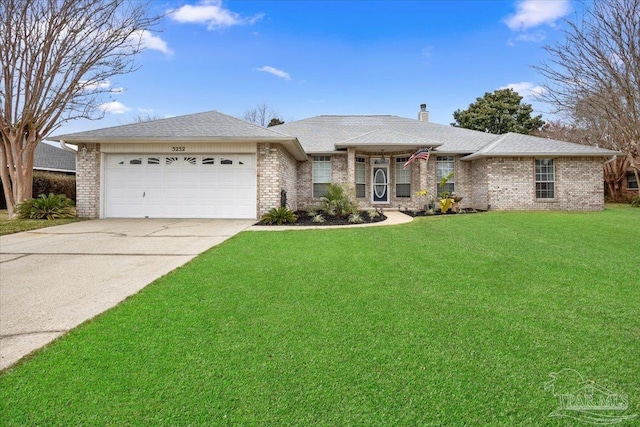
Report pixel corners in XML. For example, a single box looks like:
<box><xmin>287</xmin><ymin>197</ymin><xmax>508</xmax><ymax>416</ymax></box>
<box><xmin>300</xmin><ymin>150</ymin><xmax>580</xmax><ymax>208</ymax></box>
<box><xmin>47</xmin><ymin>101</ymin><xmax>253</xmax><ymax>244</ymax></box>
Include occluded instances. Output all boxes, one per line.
<box><xmin>0</xmin><ymin>218</ymin><xmax>254</xmax><ymax>370</ymax></box>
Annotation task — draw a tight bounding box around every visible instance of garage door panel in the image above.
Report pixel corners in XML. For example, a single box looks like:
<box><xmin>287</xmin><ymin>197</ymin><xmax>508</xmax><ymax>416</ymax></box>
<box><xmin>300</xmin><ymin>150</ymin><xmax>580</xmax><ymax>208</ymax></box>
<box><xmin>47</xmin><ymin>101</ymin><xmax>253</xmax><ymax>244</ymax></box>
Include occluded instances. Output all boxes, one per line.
<box><xmin>105</xmin><ymin>153</ymin><xmax>257</xmax><ymax>218</ymax></box>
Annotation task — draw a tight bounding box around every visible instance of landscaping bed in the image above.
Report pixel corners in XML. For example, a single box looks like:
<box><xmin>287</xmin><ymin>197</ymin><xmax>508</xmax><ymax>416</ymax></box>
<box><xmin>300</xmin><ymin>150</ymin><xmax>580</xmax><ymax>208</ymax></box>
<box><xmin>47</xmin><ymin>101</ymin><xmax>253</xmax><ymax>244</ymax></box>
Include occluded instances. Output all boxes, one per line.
<box><xmin>401</xmin><ymin>207</ymin><xmax>486</xmax><ymax>217</ymax></box>
<box><xmin>256</xmin><ymin>209</ymin><xmax>387</xmax><ymax>226</ymax></box>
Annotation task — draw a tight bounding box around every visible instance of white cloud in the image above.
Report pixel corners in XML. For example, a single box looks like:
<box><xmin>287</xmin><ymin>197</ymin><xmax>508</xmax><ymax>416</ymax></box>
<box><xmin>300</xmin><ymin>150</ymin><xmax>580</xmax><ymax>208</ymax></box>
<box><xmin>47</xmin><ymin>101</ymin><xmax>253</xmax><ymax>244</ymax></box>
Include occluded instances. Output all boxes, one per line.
<box><xmin>257</xmin><ymin>66</ymin><xmax>291</xmax><ymax>81</ymax></box>
<box><xmin>499</xmin><ymin>82</ymin><xmax>546</xmax><ymax>99</ymax></box>
<box><xmin>504</xmin><ymin>0</ymin><xmax>571</xmax><ymax>31</ymax></box>
<box><xmin>78</xmin><ymin>79</ymin><xmax>124</xmax><ymax>93</ymax></box>
<box><xmin>99</xmin><ymin>101</ymin><xmax>131</xmax><ymax>114</ymax></box>
<box><xmin>169</xmin><ymin>0</ymin><xmax>264</xmax><ymax>30</ymax></box>
<box><xmin>131</xmin><ymin>30</ymin><xmax>172</xmax><ymax>55</ymax></box>
<box><xmin>137</xmin><ymin>107</ymin><xmax>155</xmax><ymax>113</ymax></box>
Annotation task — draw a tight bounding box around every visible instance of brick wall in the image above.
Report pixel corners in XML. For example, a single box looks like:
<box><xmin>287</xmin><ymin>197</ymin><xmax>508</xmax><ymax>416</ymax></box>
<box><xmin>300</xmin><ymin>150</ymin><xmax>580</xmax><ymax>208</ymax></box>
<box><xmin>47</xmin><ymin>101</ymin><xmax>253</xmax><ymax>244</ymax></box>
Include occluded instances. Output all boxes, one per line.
<box><xmin>278</xmin><ymin>145</ymin><xmax>298</xmax><ymax>211</ymax></box>
<box><xmin>257</xmin><ymin>143</ymin><xmax>299</xmax><ymax>215</ymax></box>
<box><xmin>76</xmin><ymin>143</ymin><xmax>100</xmax><ymax>218</ymax></box>
<box><xmin>468</xmin><ymin>158</ymin><xmax>489</xmax><ymax>209</ymax></box>
<box><xmin>482</xmin><ymin>156</ymin><xmax>605</xmax><ymax>211</ymax></box>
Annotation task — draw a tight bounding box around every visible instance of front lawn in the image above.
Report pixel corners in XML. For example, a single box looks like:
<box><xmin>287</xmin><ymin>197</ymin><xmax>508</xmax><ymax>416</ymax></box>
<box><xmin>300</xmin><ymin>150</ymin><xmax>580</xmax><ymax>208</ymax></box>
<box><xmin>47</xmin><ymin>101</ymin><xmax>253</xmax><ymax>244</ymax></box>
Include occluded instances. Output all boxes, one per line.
<box><xmin>0</xmin><ymin>209</ymin><xmax>83</xmax><ymax>236</ymax></box>
<box><xmin>1</xmin><ymin>205</ymin><xmax>638</xmax><ymax>425</ymax></box>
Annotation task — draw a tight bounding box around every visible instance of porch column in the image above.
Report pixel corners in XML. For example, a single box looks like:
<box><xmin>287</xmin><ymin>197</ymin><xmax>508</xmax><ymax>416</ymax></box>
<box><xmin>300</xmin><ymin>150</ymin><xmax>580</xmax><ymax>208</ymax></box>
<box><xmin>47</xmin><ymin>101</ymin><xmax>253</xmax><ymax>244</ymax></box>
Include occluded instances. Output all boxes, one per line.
<box><xmin>346</xmin><ymin>147</ymin><xmax>356</xmax><ymax>194</ymax></box>
<box><xmin>420</xmin><ymin>155</ymin><xmax>428</xmax><ymax>193</ymax></box>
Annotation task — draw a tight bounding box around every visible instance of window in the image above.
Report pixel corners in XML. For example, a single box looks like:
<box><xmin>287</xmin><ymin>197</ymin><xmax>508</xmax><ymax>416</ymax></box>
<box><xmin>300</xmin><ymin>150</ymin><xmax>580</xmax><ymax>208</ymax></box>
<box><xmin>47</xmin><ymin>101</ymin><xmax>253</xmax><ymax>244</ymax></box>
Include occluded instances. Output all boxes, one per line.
<box><xmin>313</xmin><ymin>156</ymin><xmax>331</xmax><ymax>198</ymax></box>
<box><xmin>436</xmin><ymin>156</ymin><xmax>455</xmax><ymax>195</ymax></box>
<box><xmin>129</xmin><ymin>157</ymin><xmax>142</xmax><ymax>165</ymax></box>
<box><xmin>535</xmin><ymin>159</ymin><xmax>555</xmax><ymax>199</ymax></box>
<box><xmin>355</xmin><ymin>157</ymin><xmax>366</xmax><ymax>198</ymax></box>
<box><xmin>202</xmin><ymin>157</ymin><xmax>215</xmax><ymax>165</ymax></box>
<box><xmin>221</xmin><ymin>158</ymin><xmax>233</xmax><ymax>165</ymax></box>
<box><xmin>147</xmin><ymin>157</ymin><xmax>160</xmax><ymax>165</ymax></box>
<box><xmin>628</xmin><ymin>174</ymin><xmax>639</xmax><ymax>190</ymax></box>
<box><xmin>395</xmin><ymin>157</ymin><xmax>411</xmax><ymax>198</ymax></box>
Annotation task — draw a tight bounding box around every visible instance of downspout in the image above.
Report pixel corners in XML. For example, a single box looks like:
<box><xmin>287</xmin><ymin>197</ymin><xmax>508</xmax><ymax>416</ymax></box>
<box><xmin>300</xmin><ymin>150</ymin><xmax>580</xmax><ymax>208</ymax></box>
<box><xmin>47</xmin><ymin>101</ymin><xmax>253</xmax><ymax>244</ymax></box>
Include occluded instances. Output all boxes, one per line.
<box><xmin>604</xmin><ymin>155</ymin><xmax>617</xmax><ymax>165</ymax></box>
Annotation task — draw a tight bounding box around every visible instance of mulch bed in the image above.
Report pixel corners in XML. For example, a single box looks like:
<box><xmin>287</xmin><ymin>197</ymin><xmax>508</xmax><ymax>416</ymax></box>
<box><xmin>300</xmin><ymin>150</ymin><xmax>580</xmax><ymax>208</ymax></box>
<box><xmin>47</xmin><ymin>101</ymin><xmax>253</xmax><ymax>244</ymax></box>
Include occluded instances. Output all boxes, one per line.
<box><xmin>256</xmin><ymin>210</ymin><xmax>387</xmax><ymax>226</ymax></box>
<box><xmin>401</xmin><ymin>208</ymin><xmax>485</xmax><ymax>217</ymax></box>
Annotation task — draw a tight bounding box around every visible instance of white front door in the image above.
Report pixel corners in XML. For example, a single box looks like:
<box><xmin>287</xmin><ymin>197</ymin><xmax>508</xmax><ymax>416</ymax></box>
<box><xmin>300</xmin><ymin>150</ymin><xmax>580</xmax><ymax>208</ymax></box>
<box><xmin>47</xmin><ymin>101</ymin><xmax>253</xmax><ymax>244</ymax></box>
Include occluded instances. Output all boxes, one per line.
<box><xmin>371</xmin><ymin>158</ymin><xmax>389</xmax><ymax>204</ymax></box>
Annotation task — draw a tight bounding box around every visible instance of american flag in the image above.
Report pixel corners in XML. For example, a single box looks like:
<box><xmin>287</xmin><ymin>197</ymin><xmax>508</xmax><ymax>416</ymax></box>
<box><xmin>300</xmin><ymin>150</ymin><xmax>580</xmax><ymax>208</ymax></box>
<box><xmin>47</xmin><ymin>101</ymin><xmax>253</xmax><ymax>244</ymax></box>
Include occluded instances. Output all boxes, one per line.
<box><xmin>403</xmin><ymin>148</ymin><xmax>430</xmax><ymax>169</ymax></box>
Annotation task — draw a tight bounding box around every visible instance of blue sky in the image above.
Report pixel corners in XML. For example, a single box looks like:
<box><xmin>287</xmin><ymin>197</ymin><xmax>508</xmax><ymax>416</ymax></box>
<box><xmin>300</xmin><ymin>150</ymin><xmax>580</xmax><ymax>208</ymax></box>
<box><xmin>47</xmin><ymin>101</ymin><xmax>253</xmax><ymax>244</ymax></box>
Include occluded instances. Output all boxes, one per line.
<box><xmin>54</xmin><ymin>0</ymin><xmax>577</xmax><ymax>136</ymax></box>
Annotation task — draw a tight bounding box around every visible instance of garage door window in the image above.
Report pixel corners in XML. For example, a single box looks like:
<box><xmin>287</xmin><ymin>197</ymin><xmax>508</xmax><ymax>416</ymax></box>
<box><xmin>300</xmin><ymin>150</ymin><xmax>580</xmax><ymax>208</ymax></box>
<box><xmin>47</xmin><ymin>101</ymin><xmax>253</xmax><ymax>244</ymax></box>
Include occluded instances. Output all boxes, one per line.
<box><xmin>203</xmin><ymin>157</ymin><xmax>215</xmax><ymax>165</ymax></box>
<box><xmin>148</xmin><ymin>157</ymin><xmax>160</xmax><ymax>165</ymax></box>
<box><xmin>130</xmin><ymin>158</ymin><xmax>142</xmax><ymax>165</ymax></box>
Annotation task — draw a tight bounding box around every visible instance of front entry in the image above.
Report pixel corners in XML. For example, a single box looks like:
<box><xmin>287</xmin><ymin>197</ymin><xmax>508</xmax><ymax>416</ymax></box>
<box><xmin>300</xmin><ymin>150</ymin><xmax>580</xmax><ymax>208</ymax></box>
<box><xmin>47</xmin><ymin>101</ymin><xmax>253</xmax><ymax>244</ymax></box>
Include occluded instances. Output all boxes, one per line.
<box><xmin>371</xmin><ymin>158</ymin><xmax>389</xmax><ymax>204</ymax></box>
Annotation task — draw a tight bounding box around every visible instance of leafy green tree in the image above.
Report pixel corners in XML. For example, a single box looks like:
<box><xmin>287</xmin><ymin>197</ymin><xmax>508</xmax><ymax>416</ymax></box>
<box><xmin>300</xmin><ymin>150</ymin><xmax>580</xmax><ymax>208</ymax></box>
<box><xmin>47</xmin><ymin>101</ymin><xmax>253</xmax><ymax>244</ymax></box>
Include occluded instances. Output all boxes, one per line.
<box><xmin>452</xmin><ymin>88</ymin><xmax>545</xmax><ymax>135</ymax></box>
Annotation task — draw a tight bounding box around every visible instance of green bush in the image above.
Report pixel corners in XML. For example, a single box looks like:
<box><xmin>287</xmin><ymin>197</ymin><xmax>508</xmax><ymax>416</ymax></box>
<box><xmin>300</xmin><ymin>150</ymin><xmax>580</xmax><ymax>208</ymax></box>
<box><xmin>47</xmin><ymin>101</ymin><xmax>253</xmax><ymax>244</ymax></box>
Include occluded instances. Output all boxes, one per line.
<box><xmin>631</xmin><ymin>196</ymin><xmax>640</xmax><ymax>207</ymax></box>
<box><xmin>321</xmin><ymin>183</ymin><xmax>357</xmax><ymax>218</ymax></box>
<box><xmin>33</xmin><ymin>171</ymin><xmax>76</xmax><ymax>202</ymax></box>
<box><xmin>261</xmin><ymin>207</ymin><xmax>298</xmax><ymax>225</ymax></box>
<box><xmin>17</xmin><ymin>193</ymin><xmax>75</xmax><ymax>220</ymax></box>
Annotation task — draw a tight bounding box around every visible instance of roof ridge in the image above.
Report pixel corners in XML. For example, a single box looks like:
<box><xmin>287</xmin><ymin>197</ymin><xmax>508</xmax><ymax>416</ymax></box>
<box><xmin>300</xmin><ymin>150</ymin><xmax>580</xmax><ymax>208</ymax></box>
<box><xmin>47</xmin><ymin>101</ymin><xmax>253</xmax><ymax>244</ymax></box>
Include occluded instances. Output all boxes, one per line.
<box><xmin>475</xmin><ymin>133</ymin><xmax>510</xmax><ymax>153</ymax></box>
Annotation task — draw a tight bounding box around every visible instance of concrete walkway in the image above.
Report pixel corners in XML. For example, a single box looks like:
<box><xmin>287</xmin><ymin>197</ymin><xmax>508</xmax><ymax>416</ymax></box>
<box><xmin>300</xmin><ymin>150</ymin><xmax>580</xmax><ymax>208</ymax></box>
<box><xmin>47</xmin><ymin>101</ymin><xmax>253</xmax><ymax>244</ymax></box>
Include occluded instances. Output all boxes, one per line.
<box><xmin>0</xmin><ymin>219</ymin><xmax>254</xmax><ymax>370</ymax></box>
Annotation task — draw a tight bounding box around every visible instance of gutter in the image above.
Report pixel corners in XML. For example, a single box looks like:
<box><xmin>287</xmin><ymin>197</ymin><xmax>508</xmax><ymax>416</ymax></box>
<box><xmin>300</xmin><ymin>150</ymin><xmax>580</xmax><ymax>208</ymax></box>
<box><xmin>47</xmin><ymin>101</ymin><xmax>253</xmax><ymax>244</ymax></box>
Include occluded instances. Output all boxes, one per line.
<box><xmin>58</xmin><ymin>140</ymin><xmax>78</xmax><ymax>154</ymax></box>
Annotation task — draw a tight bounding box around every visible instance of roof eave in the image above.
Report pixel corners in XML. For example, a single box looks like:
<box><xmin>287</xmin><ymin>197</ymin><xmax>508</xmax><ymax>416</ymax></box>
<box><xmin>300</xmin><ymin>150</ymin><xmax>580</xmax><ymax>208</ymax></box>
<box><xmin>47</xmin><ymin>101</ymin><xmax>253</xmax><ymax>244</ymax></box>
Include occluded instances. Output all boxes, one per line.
<box><xmin>461</xmin><ymin>151</ymin><xmax>622</xmax><ymax>161</ymax></box>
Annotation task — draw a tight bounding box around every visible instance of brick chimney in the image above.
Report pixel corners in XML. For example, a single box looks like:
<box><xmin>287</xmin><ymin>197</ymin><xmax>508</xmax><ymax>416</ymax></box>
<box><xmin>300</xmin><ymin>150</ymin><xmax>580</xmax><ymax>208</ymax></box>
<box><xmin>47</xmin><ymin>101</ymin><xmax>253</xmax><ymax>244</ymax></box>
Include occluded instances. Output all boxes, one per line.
<box><xmin>418</xmin><ymin>104</ymin><xmax>429</xmax><ymax>122</ymax></box>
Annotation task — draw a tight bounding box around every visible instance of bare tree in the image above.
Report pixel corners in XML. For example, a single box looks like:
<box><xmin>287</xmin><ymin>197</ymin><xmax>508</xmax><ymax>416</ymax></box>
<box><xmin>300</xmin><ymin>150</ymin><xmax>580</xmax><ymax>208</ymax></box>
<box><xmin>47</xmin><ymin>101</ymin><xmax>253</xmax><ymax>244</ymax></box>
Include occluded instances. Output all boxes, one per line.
<box><xmin>129</xmin><ymin>113</ymin><xmax>164</xmax><ymax>123</ymax></box>
<box><xmin>0</xmin><ymin>0</ymin><xmax>162</xmax><ymax>217</ymax></box>
<box><xmin>534</xmin><ymin>0</ymin><xmax>640</xmax><ymax>199</ymax></box>
<box><xmin>242</xmin><ymin>103</ymin><xmax>282</xmax><ymax>127</ymax></box>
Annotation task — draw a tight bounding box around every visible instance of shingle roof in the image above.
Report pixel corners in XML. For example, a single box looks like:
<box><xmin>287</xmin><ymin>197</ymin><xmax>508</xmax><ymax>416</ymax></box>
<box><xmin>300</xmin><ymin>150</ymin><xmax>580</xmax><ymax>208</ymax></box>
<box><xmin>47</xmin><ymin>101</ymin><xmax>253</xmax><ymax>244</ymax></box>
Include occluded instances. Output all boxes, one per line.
<box><xmin>34</xmin><ymin>143</ymin><xmax>76</xmax><ymax>172</ymax></box>
<box><xmin>462</xmin><ymin>133</ymin><xmax>620</xmax><ymax>160</ymax></box>
<box><xmin>49</xmin><ymin>110</ymin><xmax>295</xmax><ymax>142</ymax></box>
<box><xmin>272</xmin><ymin>115</ymin><xmax>496</xmax><ymax>153</ymax></box>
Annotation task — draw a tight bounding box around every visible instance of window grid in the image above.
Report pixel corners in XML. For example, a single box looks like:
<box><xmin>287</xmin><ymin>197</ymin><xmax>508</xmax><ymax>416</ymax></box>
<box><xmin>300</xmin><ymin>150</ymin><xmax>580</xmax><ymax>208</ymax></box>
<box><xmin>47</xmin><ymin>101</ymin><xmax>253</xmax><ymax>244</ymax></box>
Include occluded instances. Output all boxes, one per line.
<box><xmin>436</xmin><ymin>156</ymin><xmax>455</xmax><ymax>195</ymax></box>
<box><xmin>355</xmin><ymin>157</ymin><xmax>366</xmax><ymax>198</ymax></box>
<box><xmin>628</xmin><ymin>174</ymin><xmax>638</xmax><ymax>190</ymax></box>
<box><xmin>313</xmin><ymin>156</ymin><xmax>331</xmax><ymax>198</ymax></box>
<box><xmin>535</xmin><ymin>159</ymin><xmax>555</xmax><ymax>199</ymax></box>
<box><xmin>395</xmin><ymin>157</ymin><xmax>411</xmax><ymax>198</ymax></box>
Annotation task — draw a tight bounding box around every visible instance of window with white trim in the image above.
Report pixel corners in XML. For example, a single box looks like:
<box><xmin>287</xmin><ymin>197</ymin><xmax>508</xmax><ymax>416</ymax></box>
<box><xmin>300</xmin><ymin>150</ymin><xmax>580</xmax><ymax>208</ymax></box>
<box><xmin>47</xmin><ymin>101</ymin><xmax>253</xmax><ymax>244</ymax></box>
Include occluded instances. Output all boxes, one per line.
<box><xmin>395</xmin><ymin>157</ymin><xmax>411</xmax><ymax>198</ymax></box>
<box><xmin>436</xmin><ymin>156</ymin><xmax>455</xmax><ymax>195</ymax></box>
<box><xmin>535</xmin><ymin>159</ymin><xmax>555</xmax><ymax>199</ymax></box>
<box><xmin>355</xmin><ymin>157</ymin><xmax>366</xmax><ymax>198</ymax></box>
<box><xmin>313</xmin><ymin>156</ymin><xmax>331</xmax><ymax>198</ymax></box>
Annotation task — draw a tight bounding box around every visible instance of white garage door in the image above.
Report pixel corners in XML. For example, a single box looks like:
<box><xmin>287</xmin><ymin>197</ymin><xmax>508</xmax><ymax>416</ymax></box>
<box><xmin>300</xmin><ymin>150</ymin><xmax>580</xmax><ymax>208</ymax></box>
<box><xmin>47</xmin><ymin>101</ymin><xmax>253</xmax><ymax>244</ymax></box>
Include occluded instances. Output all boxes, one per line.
<box><xmin>104</xmin><ymin>154</ymin><xmax>257</xmax><ymax>218</ymax></box>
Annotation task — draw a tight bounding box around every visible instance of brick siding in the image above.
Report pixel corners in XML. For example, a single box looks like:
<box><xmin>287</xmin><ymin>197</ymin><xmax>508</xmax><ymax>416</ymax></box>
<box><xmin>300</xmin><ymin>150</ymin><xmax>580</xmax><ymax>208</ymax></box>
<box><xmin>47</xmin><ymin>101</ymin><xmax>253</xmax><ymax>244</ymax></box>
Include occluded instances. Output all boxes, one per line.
<box><xmin>257</xmin><ymin>143</ymin><xmax>299</xmax><ymax>216</ymax></box>
<box><xmin>479</xmin><ymin>156</ymin><xmax>604</xmax><ymax>211</ymax></box>
<box><xmin>76</xmin><ymin>143</ymin><xmax>100</xmax><ymax>218</ymax></box>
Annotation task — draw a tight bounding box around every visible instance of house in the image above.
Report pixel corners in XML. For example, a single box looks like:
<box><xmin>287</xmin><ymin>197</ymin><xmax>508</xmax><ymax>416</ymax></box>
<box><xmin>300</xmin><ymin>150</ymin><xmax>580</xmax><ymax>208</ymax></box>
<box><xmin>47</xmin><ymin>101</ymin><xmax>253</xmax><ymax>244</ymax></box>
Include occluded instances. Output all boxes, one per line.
<box><xmin>49</xmin><ymin>106</ymin><xmax>619</xmax><ymax>219</ymax></box>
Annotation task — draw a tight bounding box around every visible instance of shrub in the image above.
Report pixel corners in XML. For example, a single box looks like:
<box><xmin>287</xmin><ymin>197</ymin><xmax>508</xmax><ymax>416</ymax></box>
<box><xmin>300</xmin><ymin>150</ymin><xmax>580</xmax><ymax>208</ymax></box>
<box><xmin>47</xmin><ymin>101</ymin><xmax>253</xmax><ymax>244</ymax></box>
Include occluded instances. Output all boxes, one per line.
<box><xmin>631</xmin><ymin>196</ymin><xmax>640</xmax><ymax>207</ymax></box>
<box><xmin>321</xmin><ymin>183</ymin><xmax>358</xmax><ymax>218</ymax></box>
<box><xmin>348</xmin><ymin>212</ymin><xmax>364</xmax><ymax>224</ymax></box>
<box><xmin>367</xmin><ymin>210</ymin><xmax>380</xmax><ymax>220</ymax></box>
<box><xmin>17</xmin><ymin>193</ymin><xmax>75</xmax><ymax>220</ymax></box>
<box><xmin>312</xmin><ymin>214</ymin><xmax>325</xmax><ymax>223</ymax></box>
<box><xmin>33</xmin><ymin>172</ymin><xmax>76</xmax><ymax>202</ymax></box>
<box><xmin>261</xmin><ymin>207</ymin><xmax>298</xmax><ymax>225</ymax></box>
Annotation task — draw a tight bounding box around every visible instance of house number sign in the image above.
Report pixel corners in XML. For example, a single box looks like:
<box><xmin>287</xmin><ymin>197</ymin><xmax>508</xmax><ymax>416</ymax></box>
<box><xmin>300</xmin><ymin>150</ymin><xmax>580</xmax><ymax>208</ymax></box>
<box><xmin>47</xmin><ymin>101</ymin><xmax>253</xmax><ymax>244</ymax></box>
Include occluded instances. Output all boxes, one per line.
<box><xmin>172</xmin><ymin>146</ymin><xmax>186</xmax><ymax>152</ymax></box>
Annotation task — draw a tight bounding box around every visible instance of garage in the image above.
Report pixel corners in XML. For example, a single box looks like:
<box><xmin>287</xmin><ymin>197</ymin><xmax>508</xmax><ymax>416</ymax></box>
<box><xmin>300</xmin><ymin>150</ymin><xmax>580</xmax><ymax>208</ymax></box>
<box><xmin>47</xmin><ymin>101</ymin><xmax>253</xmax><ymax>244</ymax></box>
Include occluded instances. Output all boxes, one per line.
<box><xmin>104</xmin><ymin>153</ymin><xmax>257</xmax><ymax>218</ymax></box>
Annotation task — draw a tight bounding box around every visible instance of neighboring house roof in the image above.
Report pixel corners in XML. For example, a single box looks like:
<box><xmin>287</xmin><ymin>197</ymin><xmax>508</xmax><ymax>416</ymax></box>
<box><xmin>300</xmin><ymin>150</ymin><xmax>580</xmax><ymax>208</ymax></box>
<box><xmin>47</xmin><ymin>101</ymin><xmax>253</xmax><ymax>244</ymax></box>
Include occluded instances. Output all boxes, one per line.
<box><xmin>34</xmin><ymin>142</ymin><xmax>76</xmax><ymax>173</ymax></box>
<box><xmin>49</xmin><ymin>110</ymin><xmax>307</xmax><ymax>161</ymax></box>
<box><xmin>462</xmin><ymin>133</ymin><xmax>620</xmax><ymax>160</ymax></box>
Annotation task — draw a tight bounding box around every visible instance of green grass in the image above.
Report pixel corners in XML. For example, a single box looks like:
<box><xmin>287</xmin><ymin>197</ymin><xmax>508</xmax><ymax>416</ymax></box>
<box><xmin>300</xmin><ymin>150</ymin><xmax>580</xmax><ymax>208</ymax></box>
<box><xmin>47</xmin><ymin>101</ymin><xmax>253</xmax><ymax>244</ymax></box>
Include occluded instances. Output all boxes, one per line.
<box><xmin>1</xmin><ymin>205</ymin><xmax>638</xmax><ymax>425</ymax></box>
<box><xmin>0</xmin><ymin>209</ymin><xmax>83</xmax><ymax>236</ymax></box>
